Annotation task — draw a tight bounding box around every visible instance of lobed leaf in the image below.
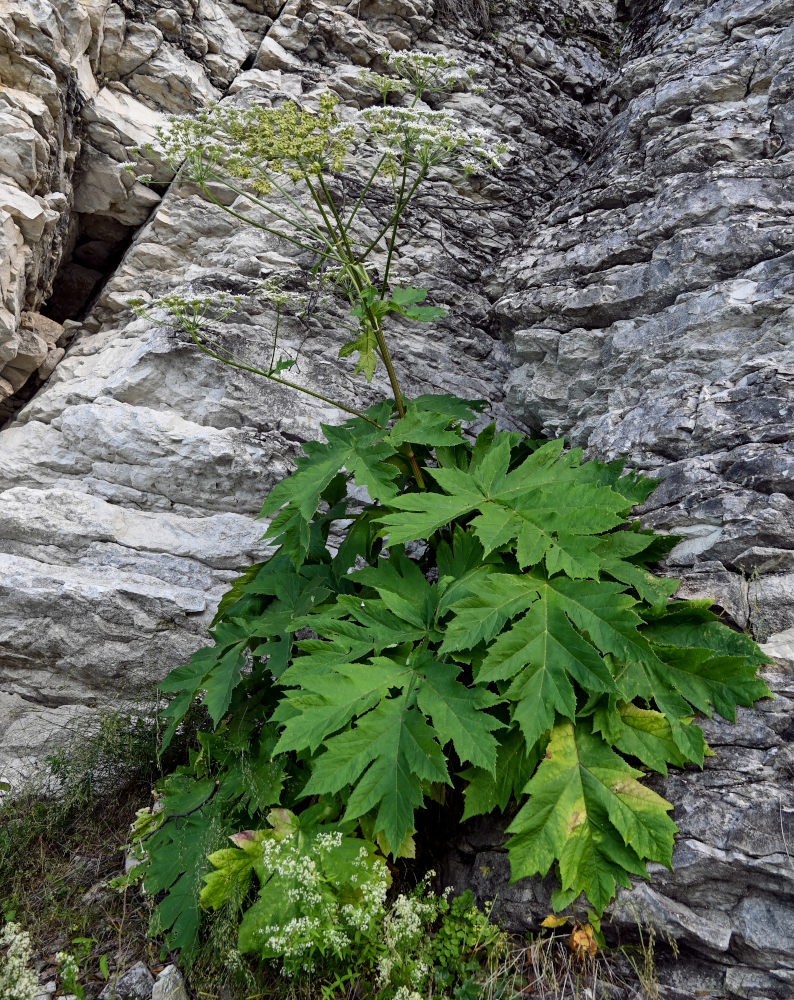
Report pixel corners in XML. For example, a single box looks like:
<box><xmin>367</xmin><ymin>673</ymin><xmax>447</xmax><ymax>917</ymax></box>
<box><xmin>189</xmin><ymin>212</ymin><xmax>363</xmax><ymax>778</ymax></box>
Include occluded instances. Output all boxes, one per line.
<box><xmin>304</xmin><ymin>696</ymin><xmax>450</xmax><ymax>854</ymax></box>
<box><xmin>506</xmin><ymin>721</ymin><xmax>677</xmax><ymax>912</ymax></box>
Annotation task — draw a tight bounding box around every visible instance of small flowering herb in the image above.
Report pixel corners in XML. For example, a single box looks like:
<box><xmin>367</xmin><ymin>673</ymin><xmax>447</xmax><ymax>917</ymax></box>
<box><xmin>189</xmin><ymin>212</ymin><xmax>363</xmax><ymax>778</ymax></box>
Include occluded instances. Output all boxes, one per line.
<box><xmin>384</xmin><ymin>49</ymin><xmax>460</xmax><ymax>99</ymax></box>
<box><xmin>200</xmin><ymin>810</ymin><xmax>390</xmax><ymax>976</ymax></box>
<box><xmin>0</xmin><ymin>922</ymin><xmax>39</xmax><ymax>1000</ymax></box>
<box><xmin>201</xmin><ymin>827</ymin><xmax>501</xmax><ymax>998</ymax></box>
<box><xmin>56</xmin><ymin>951</ymin><xmax>86</xmax><ymax>1000</ymax></box>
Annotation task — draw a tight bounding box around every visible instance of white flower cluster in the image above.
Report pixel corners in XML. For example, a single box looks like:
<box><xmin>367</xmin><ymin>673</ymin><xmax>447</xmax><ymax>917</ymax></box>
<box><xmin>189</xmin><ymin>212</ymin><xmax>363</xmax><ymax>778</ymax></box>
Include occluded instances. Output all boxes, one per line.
<box><xmin>251</xmin><ymin>832</ymin><xmax>390</xmax><ymax>977</ymax></box>
<box><xmin>314</xmin><ymin>830</ymin><xmax>344</xmax><ymax>851</ymax></box>
<box><xmin>358</xmin><ymin>69</ymin><xmax>411</xmax><ymax>99</ymax></box>
<box><xmin>147</xmin><ymin>93</ymin><xmax>352</xmax><ymax>191</ymax></box>
<box><xmin>392</xmin><ymin>988</ymin><xmax>425</xmax><ymax>1000</ymax></box>
<box><xmin>256</xmin><ymin>275</ymin><xmax>307</xmax><ymax>312</ymax></box>
<box><xmin>385</xmin><ymin>49</ymin><xmax>458</xmax><ymax>96</ymax></box>
<box><xmin>0</xmin><ymin>922</ymin><xmax>40</xmax><ymax>1000</ymax></box>
<box><xmin>362</xmin><ymin>106</ymin><xmax>509</xmax><ymax>175</ymax></box>
<box><xmin>129</xmin><ymin>290</ymin><xmax>240</xmax><ymax>337</ymax></box>
<box><xmin>55</xmin><ymin>952</ymin><xmax>80</xmax><ymax>994</ymax></box>
<box><xmin>387</xmin><ymin>891</ymin><xmax>437</xmax><ymax>949</ymax></box>
<box><xmin>258</xmin><ymin>913</ymin><xmax>326</xmax><ymax>959</ymax></box>
<box><xmin>374</xmin><ymin>872</ymin><xmax>448</xmax><ymax>997</ymax></box>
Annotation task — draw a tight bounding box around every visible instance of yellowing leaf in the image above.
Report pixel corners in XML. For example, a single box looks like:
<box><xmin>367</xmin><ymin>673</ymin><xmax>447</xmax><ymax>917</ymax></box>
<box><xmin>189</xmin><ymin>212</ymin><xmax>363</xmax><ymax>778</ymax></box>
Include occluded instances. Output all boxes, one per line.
<box><xmin>506</xmin><ymin>721</ymin><xmax>677</xmax><ymax>912</ymax></box>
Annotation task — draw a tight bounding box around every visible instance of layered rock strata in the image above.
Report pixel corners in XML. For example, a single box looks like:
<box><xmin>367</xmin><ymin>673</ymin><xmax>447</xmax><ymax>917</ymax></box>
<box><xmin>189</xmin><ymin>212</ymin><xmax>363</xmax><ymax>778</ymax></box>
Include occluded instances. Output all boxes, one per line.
<box><xmin>494</xmin><ymin>0</ymin><xmax>794</xmax><ymax>649</ymax></box>
<box><xmin>0</xmin><ymin>0</ymin><xmax>254</xmax><ymax>419</ymax></box>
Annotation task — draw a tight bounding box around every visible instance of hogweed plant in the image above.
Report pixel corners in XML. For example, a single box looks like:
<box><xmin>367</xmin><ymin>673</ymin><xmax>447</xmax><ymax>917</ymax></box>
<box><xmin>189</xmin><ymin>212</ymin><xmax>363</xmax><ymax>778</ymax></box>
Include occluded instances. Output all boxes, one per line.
<box><xmin>125</xmin><ymin>47</ymin><xmax>771</xmax><ymax>992</ymax></box>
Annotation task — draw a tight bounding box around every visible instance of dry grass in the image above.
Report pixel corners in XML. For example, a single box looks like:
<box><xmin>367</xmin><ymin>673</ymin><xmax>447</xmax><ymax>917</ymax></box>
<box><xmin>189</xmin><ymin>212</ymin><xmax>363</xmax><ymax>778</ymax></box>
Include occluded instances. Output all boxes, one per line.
<box><xmin>435</xmin><ymin>0</ymin><xmax>493</xmax><ymax>32</ymax></box>
<box><xmin>0</xmin><ymin>709</ymin><xmax>168</xmax><ymax>995</ymax></box>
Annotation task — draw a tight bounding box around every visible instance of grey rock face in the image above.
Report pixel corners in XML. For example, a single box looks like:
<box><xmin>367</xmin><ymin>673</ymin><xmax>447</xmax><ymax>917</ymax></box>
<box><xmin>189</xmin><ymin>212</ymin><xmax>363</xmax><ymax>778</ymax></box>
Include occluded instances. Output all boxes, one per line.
<box><xmin>0</xmin><ymin>0</ymin><xmax>253</xmax><ymax>414</ymax></box>
<box><xmin>493</xmin><ymin>0</ymin><xmax>794</xmax><ymax>645</ymax></box>
<box><xmin>98</xmin><ymin>961</ymin><xmax>154</xmax><ymax>1000</ymax></box>
<box><xmin>457</xmin><ymin>0</ymin><xmax>794</xmax><ymax>991</ymax></box>
<box><xmin>151</xmin><ymin>966</ymin><xmax>188</xmax><ymax>1000</ymax></box>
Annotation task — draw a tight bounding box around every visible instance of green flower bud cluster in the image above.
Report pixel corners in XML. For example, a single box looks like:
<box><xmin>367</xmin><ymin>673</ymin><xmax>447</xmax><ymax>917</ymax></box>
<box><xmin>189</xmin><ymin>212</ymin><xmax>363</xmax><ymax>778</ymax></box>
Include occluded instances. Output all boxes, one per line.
<box><xmin>130</xmin><ymin>291</ymin><xmax>239</xmax><ymax>335</ymax></box>
<box><xmin>152</xmin><ymin>92</ymin><xmax>354</xmax><ymax>193</ymax></box>
<box><xmin>358</xmin><ymin>69</ymin><xmax>412</xmax><ymax>100</ymax></box>
<box><xmin>255</xmin><ymin>275</ymin><xmax>308</xmax><ymax>311</ymax></box>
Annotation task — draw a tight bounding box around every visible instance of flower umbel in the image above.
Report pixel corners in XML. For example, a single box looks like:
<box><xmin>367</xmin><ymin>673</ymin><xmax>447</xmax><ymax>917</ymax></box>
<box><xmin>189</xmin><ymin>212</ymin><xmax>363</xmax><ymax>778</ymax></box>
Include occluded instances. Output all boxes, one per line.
<box><xmin>152</xmin><ymin>93</ymin><xmax>354</xmax><ymax>193</ymax></box>
<box><xmin>362</xmin><ymin>106</ymin><xmax>509</xmax><ymax>173</ymax></box>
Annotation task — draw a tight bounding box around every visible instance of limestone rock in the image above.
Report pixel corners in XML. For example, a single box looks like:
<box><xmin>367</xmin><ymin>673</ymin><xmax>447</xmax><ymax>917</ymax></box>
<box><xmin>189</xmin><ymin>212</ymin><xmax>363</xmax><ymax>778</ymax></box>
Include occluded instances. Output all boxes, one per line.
<box><xmin>81</xmin><ymin>86</ymin><xmax>173</xmax><ymax>177</ymax></box>
<box><xmin>98</xmin><ymin>962</ymin><xmax>154</xmax><ymax>1000</ymax></box>
<box><xmin>151</xmin><ymin>966</ymin><xmax>188</xmax><ymax>1000</ymax></box>
<box><xmin>494</xmin><ymin>0</ymin><xmax>794</xmax><ymax>651</ymax></box>
<box><xmin>255</xmin><ymin>35</ymin><xmax>304</xmax><ymax>72</ymax></box>
<box><xmin>72</xmin><ymin>145</ymin><xmax>161</xmax><ymax>225</ymax></box>
<box><xmin>125</xmin><ymin>43</ymin><xmax>221</xmax><ymax>111</ymax></box>
<box><xmin>0</xmin><ymin>0</ymin><xmax>256</xmax><ymax>405</ymax></box>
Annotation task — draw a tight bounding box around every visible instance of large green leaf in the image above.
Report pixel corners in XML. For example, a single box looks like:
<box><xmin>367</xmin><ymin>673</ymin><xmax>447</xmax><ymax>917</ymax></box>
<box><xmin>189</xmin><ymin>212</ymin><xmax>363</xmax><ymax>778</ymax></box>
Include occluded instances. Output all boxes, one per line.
<box><xmin>273</xmin><ymin>656</ymin><xmax>414</xmax><ymax>754</ymax></box>
<box><xmin>260</xmin><ymin>405</ymin><xmax>397</xmax><ymax>562</ymax></box>
<box><xmin>477</xmin><ymin>580</ymin><xmax>617</xmax><ymax>748</ymax></box>
<box><xmin>439</xmin><ymin>572</ymin><xmax>538</xmax><ymax>652</ymax></box>
<box><xmin>295</xmin><ymin>593</ymin><xmax>433</xmax><ymax>652</ymax></box>
<box><xmin>416</xmin><ymin>653</ymin><xmax>502</xmax><ymax>771</ymax></box>
<box><xmin>591</xmin><ymin>700</ymin><xmax>692</xmax><ymax>775</ymax></box>
<box><xmin>352</xmin><ymin>553</ymin><xmax>438</xmax><ymax>628</ymax></box>
<box><xmin>507</xmin><ymin>721</ymin><xmax>677</xmax><ymax>911</ymax></box>
<box><xmin>461</xmin><ymin>725</ymin><xmax>540</xmax><ymax>821</ymax></box>
<box><xmin>142</xmin><ymin>775</ymin><xmax>230</xmax><ymax>961</ymax></box>
<box><xmin>377</xmin><ymin>431</ymin><xmax>631</xmax><ymax>579</ymax></box>
<box><xmin>304</xmin><ymin>696</ymin><xmax>449</xmax><ymax>854</ymax></box>
<box><xmin>436</xmin><ymin>526</ymin><xmax>495</xmax><ymax>613</ymax></box>
<box><xmin>158</xmin><ymin>623</ymin><xmax>249</xmax><ymax>749</ymax></box>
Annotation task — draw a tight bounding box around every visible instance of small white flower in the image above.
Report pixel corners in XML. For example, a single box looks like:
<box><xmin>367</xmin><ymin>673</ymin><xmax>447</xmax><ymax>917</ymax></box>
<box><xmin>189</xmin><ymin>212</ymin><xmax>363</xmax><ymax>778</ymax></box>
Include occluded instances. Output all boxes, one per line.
<box><xmin>314</xmin><ymin>830</ymin><xmax>344</xmax><ymax>850</ymax></box>
<box><xmin>0</xmin><ymin>923</ymin><xmax>40</xmax><ymax>1000</ymax></box>
<box><xmin>361</xmin><ymin>106</ymin><xmax>508</xmax><ymax>174</ymax></box>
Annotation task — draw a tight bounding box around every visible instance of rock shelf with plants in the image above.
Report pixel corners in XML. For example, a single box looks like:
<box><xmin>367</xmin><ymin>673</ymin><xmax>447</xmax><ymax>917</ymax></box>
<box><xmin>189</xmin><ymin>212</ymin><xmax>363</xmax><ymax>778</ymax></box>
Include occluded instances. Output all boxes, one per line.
<box><xmin>120</xmin><ymin>50</ymin><xmax>771</xmax><ymax>998</ymax></box>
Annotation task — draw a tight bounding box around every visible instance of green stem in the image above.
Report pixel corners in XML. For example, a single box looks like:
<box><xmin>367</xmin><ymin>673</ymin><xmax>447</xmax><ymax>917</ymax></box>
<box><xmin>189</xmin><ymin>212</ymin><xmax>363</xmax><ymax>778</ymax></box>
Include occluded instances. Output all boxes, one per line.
<box><xmin>381</xmin><ymin>145</ymin><xmax>410</xmax><ymax>296</ymax></box>
<box><xmin>342</xmin><ymin>270</ymin><xmax>425</xmax><ymax>490</ymax></box>
<box><xmin>269</xmin><ymin>305</ymin><xmax>280</xmax><ymax>374</ymax></box>
<box><xmin>313</xmin><ymin>176</ymin><xmax>425</xmax><ymax>487</ymax></box>
<box><xmin>301</xmin><ymin>166</ymin><xmax>344</xmax><ymax>247</ymax></box>
<box><xmin>317</xmin><ymin>178</ymin><xmax>398</xmax><ymax>401</ymax></box>
<box><xmin>354</xmin><ymin>167</ymin><xmax>426</xmax><ymax>266</ymax></box>
<box><xmin>212</xmin><ymin>173</ymin><xmax>330</xmax><ymax>246</ymax></box>
<box><xmin>199</xmin><ymin>182</ymin><xmax>342</xmax><ymax>264</ymax></box>
<box><xmin>341</xmin><ymin>151</ymin><xmax>388</xmax><ymax>239</ymax></box>
<box><xmin>321</xmin><ymin>186</ymin><xmax>400</xmax><ymax>406</ymax></box>
<box><xmin>187</xmin><ymin>328</ymin><xmax>381</xmax><ymax>426</ymax></box>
